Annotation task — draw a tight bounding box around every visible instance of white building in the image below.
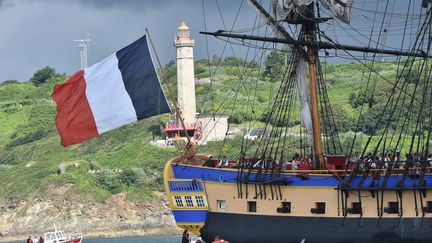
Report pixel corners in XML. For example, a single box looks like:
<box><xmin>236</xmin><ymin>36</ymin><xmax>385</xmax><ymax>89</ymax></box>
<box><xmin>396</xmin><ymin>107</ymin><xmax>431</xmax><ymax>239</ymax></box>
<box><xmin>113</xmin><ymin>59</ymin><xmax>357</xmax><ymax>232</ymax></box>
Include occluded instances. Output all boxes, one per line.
<box><xmin>197</xmin><ymin>114</ymin><xmax>229</xmax><ymax>144</ymax></box>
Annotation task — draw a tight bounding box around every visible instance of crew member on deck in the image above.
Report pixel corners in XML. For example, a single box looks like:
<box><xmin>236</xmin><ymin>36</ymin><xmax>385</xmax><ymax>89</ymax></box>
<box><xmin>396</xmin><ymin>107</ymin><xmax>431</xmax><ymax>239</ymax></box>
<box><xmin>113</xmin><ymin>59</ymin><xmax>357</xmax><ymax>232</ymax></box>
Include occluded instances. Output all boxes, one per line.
<box><xmin>203</xmin><ymin>156</ymin><xmax>215</xmax><ymax>167</ymax></box>
<box><xmin>291</xmin><ymin>154</ymin><xmax>300</xmax><ymax>170</ymax></box>
<box><xmin>280</xmin><ymin>158</ymin><xmax>288</xmax><ymax>170</ymax></box>
<box><xmin>217</xmin><ymin>156</ymin><xmax>229</xmax><ymax>168</ymax></box>
<box><xmin>383</xmin><ymin>153</ymin><xmax>391</xmax><ymax>168</ymax></box>
<box><xmin>302</xmin><ymin>155</ymin><xmax>312</xmax><ymax>168</ymax></box>
<box><xmin>212</xmin><ymin>235</ymin><xmax>230</xmax><ymax>243</ymax></box>
<box><xmin>232</xmin><ymin>153</ymin><xmax>245</xmax><ymax>168</ymax></box>
<box><xmin>253</xmin><ymin>156</ymin><xmax>265</xmax><ymax>169</ymax></box>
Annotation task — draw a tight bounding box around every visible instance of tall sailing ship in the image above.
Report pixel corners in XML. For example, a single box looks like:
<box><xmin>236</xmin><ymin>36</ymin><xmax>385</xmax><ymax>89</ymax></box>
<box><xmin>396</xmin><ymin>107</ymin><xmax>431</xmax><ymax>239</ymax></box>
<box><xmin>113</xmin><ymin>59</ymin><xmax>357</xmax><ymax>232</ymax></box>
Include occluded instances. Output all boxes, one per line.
<box><xmin>162</xmin><ymin>0</ymin><xmax>432</xmax><ymax>242</ymax></box>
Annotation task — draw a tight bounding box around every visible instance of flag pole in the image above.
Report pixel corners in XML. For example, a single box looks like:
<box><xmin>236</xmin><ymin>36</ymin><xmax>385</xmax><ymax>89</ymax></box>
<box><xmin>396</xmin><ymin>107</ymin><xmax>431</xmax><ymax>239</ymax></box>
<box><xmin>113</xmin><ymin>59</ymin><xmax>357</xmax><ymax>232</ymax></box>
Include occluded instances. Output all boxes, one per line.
<box><xmin>145</xmin><ymin>27</ymin><xmax>196</xmax><ymax>161</ymax></box>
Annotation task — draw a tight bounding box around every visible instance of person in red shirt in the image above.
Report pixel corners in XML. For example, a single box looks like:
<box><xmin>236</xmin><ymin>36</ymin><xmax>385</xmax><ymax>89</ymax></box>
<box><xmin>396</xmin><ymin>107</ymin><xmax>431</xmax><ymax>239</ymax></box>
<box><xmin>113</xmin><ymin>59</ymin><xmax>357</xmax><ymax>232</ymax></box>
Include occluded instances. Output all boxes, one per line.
<box><xmin>182</xmin><ymin>230</ymin><xmax>190</xmax><ymax>243</ymax></box>
<box><xmin>212</xmin><ymin>235</ymin><xmax>230</xmax><ymax>243</ymax></box>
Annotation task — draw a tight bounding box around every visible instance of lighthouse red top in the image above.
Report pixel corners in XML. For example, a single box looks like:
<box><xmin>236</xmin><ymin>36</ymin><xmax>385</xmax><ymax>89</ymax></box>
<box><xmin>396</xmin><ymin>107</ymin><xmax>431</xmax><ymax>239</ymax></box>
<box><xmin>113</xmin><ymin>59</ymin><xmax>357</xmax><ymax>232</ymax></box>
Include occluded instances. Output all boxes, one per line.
<box><xmin>177</xmin><ymin>22</ymin><xmax>191</xmax><ymax>40</ymax></box>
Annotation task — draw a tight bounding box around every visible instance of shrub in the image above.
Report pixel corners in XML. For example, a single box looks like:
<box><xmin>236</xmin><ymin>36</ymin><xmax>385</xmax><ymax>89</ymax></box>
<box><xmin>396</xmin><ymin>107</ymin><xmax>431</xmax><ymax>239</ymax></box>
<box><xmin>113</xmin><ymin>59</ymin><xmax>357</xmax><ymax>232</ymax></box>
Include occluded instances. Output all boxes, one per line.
<box><xmin>95</xmin><ymin>172</ymin><xmax>122</xmax><ymax>194</ymax></box>
<box><xmin>7</xmin><ymin>129</ymin><xmax>47</xmax><ymax>149</ymax></box>
<box><xmin>0</xmin><ymin>80</ymin><xmax>19</xmax><ymax>86</ymax></box>
<box><xmin>89</xmin><ymin>161</ymin><xmax>101</xmax><ymax>170</ymax></box>
<box><xmin>30</xmin><ymin>66</ymin><xmax>57</xmax><ymax>86</ymax></box>
<box><xmin>118</xmin><ymin>169</ymin><xmax>141</xmax><ymax>187</ymax></box>
<box><xmin>228</xmin><ymin>111</ymin><xmax>250</xmax><ymax>124</ymax></box>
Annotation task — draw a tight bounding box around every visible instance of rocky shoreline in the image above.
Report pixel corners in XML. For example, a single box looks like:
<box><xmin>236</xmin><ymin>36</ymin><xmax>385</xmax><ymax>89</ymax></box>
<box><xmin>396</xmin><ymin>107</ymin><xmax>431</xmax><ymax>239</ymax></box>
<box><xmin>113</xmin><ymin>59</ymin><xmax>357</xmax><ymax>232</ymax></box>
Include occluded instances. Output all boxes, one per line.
<box><xmin>0</xmin><ymin>192</ymin><xmax>179</xmax><ymax>242</ymax></box>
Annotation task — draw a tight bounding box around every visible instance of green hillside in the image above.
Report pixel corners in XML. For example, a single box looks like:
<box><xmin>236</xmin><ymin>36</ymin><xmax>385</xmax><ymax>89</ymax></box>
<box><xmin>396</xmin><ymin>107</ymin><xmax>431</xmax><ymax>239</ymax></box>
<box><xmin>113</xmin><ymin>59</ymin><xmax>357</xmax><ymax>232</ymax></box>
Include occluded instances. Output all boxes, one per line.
<box><xmin>0</xmin><ymin>59</ymin><xmax>409</xmax><ymax>204</ymax></box>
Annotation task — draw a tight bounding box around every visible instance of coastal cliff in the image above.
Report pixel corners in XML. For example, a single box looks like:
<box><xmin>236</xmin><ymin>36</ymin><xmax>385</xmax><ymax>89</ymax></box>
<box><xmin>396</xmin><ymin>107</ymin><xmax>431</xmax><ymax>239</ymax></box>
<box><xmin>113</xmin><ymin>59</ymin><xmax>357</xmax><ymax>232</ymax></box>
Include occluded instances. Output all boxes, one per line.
<box><xmin>0</xmin><ymin>192</ymin><xmax>178</xmax><ymax>242</ymax></box>
<box><xmin>0</xmin><ymin>61</ymin><xmax>402</xmax><ymax>242</ymax></box>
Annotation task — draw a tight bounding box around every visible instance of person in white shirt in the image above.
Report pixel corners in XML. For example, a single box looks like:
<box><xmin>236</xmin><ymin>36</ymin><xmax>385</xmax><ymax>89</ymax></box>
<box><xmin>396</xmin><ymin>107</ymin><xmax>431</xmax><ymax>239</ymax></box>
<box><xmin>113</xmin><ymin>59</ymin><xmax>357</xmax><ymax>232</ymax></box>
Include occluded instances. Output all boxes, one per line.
<box><xmin>291</xmin><ymin>154</ymin><xmax>300</xmax><ymax>170</ymax></box>
<box><xmin>427</xmin><ymin>154</ymin><xmax>432</xmax><ymax>166</ymax></box>
<box><xmin>253</xmin><ymin>156</ymin><xmax>266</xmax><ymax>169</ymax></box>
<box><xmin>217</xmin><ymin>156</ymin><xmax>229</xmax><ymax>168</ymax></box>
<box><xmin>383</xmin><ymin>154</ymin><xmax>391</xmax><ymax>168</ymax></box>
<box><xmin>253</xmin><ymin>160</ymin><xmax>263</xmax><ymax>169</ymax></box>
<box><xmin>280</xmin><ymin>159</ymin><xmax>289</xmax><ymax>171</ymax></box>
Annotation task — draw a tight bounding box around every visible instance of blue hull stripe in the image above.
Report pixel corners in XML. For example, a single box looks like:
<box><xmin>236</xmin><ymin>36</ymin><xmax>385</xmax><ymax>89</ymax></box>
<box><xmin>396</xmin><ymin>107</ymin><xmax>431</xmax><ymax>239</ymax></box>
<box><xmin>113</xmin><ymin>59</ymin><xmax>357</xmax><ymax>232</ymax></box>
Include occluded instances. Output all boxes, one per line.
<box><xmin>172</xmin><ymin>165</ymin><xmax>432</xmax><ymax>188</ymax></box>
<box><xmin>172</xmin><ymin>210</ymin><xmax>208</xmax><ymax>223</ymax></box>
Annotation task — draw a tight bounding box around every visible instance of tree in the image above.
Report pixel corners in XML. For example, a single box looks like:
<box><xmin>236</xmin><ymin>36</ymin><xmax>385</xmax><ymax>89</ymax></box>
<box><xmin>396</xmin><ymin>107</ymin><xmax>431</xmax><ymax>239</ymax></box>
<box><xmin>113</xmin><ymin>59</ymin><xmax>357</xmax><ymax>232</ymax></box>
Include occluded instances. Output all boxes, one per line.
<box><xmin>222</xmin><ymin>56</ymin><xmax>245</xmax><ymax>67</ymax></box>
<box><xmin>147</xmin><ymin>123</ymin><xmax>163</xmax><ymax>138</ymax></box>
<box><xmin>247</xmin><ymin>60</ymin><xmax>260</xmax><ymax>69</ymax></box>
<box><xmin>228</xmin><ymin>111</ymin><xmax>250</xmax><ymax>124</ymax></box>
<box><xmin>195</xmin><ymin>59</ymin><xmax>209</xmax><ymax>78</ymax></box>
<box><xmin>349</xmin><ymin>92</ymin><xmax>357</xmax><ymax>108</ymax></box>
<box><xmin>402</xmin><ymin>68</ymin><xmax>422</xmax><ymax>84</ymax></box>
<box><xmin>263</xmin><ymin>50</ymin><xmax>287</xmax><ymax>82</ymax></box>
<box><xmin>211</xmin><ymin>54</ymin><xmax>221</xmax><ymax>66</ymax></box>
<box><xmin>166</xmin><ymin>59</ymin><xmax>176</xmax><ymax>75</ymax></box>
<box><xmin>329</xmin><ymin>105</ymin><xmax>351</xmax><ymax>133</ymax></box>
<box><xmin>0</xmin><ymin>80</ymin><xmax>19</xmax><ymax>86</ymax></box>
<box><xmin>30</xmin><ymin>66</ymin><xmax>56</xmax><ymax>86</ymax></box>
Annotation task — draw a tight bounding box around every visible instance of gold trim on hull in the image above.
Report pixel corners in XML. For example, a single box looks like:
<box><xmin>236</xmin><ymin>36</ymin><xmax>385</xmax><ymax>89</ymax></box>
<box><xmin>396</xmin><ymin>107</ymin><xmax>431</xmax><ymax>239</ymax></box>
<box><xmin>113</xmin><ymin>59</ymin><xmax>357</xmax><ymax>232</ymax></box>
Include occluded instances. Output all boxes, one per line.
<box><xmin>164</xmin><ymin>156</ymin><xmax>432</xmax><ymax>237</ymax></box>
<box><xmin>163</xmin><ymin>158</ymin><xmax>210</xmax><ymax>235</ymax></box>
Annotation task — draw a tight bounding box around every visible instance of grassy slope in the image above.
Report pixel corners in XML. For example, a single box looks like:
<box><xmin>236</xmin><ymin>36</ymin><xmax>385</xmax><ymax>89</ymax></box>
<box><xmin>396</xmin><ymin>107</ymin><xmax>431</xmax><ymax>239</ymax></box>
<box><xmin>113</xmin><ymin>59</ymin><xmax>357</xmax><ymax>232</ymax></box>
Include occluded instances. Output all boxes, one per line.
<box><xmin>0</xmin><ymin>61</ymin><xmax>403</xmax><ymax>204</ymax></box>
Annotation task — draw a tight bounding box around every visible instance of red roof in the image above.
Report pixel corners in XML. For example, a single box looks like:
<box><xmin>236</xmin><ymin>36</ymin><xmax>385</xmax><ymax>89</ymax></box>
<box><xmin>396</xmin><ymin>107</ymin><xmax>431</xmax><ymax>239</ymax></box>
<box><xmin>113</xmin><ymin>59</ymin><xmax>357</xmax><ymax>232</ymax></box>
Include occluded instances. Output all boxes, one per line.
<box><xmin>164</xmin><ymin>123</ymin><xmax>199</xmax><ymax>132</ymax></box>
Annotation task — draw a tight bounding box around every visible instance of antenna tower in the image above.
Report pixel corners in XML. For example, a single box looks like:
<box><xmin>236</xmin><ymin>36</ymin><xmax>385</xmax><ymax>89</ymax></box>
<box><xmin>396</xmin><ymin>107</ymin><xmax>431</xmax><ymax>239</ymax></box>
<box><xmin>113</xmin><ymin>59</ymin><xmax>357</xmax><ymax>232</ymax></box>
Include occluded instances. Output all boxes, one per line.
<box><xmin>73</xmin><ymin>36</ymin><xmax>91</xmax><ymax>70</ymax></box>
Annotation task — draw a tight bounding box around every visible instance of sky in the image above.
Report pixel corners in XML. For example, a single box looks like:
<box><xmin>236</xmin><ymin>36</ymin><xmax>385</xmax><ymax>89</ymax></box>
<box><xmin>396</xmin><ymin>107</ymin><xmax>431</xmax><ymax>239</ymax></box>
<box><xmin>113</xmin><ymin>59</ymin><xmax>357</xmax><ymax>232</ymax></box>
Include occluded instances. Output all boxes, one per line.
<box><xmin>0</xmin><ymin>0</ymin><xmax>256</xmax><ymax>81</ymax></box>
<box><xmin>0</xmin><ymin>0</ymin><xmax>426</xmax><ymax>82</ymax></box>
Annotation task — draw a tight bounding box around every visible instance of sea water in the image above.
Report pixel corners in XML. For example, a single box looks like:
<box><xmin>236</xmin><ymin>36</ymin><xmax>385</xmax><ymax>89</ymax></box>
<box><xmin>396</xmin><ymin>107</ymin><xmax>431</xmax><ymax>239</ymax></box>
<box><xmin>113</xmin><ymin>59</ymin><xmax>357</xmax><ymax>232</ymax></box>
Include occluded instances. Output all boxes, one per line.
<box><xmin>6</xmin><ymin>235</ymin><xmax>180</xmax><ymax>243</ymax></box>
<box><xmin>86</xmin><ymin>236</ymin><xmax>179</xmax><ymax>243</ymax></box>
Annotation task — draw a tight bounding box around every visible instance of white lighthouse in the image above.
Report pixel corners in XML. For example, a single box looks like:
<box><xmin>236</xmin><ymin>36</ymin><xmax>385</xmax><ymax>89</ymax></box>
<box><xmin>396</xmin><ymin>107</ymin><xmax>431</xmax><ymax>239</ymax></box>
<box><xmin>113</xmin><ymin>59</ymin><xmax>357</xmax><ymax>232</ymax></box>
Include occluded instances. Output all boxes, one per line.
<box><xmin>164</xmin><ymin>22</ymin><xmax>228</xmax><ymax>146</ymax></box>
<box><xmin>175</xmin><ymin>22</ymin><xmax>196</xmax><ymax>125</ymax></box>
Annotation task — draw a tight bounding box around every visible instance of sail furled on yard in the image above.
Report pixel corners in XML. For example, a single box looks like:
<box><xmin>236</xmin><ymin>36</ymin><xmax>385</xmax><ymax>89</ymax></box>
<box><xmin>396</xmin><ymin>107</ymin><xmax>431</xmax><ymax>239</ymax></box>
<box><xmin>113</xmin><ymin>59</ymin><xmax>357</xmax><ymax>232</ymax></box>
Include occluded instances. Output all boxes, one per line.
<box><xmin>272</xmin><ymin>0</ymin><xmax>353</xmax><ymax>24</ymax></box>
<box><xmin>295</xmin><ymin>54</ymin><xmax>313</xmax><ymax>140</ymax></box>
<box><xmin>320</xmin><ymin>0</ymin><xmax>353</xmax><ymax>24</ymax></box>
<box><xmin>271</xmin><ymin>0</ymin><xmax>313</xmax><ymax>21</ymax></box>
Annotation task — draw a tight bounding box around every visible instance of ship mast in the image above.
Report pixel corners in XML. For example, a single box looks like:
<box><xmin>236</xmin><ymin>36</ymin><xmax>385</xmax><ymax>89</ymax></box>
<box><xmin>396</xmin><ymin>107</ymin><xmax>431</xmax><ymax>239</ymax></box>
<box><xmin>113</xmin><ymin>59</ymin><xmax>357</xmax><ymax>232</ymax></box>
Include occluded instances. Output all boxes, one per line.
<box><xmin>303</xmin><ymin>4</ymin><xmax>325</xmax><ymax>169</ymax></box>
<box><xmin>145</xmin><ymin>28</ymin><xmax>196</xmax><ymax>160</ymax></box>
<box><xmin>200</xmin><ymin>0</ymin><xmax>432</xmax><ymax>169</ymax></box>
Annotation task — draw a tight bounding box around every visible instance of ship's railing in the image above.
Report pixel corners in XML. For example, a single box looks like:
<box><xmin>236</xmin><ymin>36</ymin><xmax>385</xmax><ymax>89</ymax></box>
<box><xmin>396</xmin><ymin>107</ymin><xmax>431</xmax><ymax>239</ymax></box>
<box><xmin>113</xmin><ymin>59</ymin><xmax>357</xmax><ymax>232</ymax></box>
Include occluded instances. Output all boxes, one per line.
<box><xmin>165</xmin><ymin>123</ymin><xmax>199</xmax><ymax>130</ymax></box>
<box><xmin>168</xmin><ymin>180</ymin><xmax>205</xmax><ymax>192</ymax></box>
<box><xmin>176</xmin><ymin>163</ymin><xmax>432</xmax><ymax>175</ymax></box>
<box><xmin>168</xmin><ymin>155</ymin><xmax>432</xmax><ymax>176</ymax></box>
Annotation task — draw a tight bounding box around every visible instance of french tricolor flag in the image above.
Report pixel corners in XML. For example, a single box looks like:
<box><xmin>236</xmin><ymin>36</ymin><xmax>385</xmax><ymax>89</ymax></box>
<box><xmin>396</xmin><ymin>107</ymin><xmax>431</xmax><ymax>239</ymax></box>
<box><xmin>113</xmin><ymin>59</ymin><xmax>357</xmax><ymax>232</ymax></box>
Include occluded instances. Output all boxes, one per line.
<box><xmin>52</xmin><ymin>35</ymin><xmax>171</xmax><ymax>146</ymax></box>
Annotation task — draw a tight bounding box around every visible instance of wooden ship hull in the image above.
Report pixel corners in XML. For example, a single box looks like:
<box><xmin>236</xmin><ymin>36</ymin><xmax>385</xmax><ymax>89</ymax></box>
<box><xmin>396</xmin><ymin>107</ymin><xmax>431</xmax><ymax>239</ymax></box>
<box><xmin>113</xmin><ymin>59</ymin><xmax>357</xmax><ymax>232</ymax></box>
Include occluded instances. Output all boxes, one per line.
<box><xmin>161</xmin><ymin>2</ymin><xmax>432</xmax><ymax>242</ymax></box>
<box><xmin>164</xmin><ymin>156</ymin><xmax>432</xmax><ymax>242</ymax></box>
<box><xmin>201</xmin><ymin>213</ymin><xmax>432</xmax><ymax>243</ymax></box>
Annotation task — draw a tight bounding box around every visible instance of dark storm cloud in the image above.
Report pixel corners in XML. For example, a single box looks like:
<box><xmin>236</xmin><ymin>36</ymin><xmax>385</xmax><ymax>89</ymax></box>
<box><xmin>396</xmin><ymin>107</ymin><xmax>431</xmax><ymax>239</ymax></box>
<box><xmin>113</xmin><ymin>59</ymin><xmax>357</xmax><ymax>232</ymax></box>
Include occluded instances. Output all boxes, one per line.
<box><xmin>0</xmin><ymin>0</ymin><xmax>254</xmax><ymax>82</ymax></box>
<box><xmin>0</xmin><ymin>0</ymin><xmax>14</xmax><ymax>9</ymax></box>
<box><xmin>72</xmin><ymin>0</ymin><xmax>167</xmax><ymax>11</ymax></box>
<box><xmin>72</xmin><ymin>0</ymin><xmax>240</xmax><ymax>12</ymax></box>
<box><xmin>5</xmin><ymin>0</ymin><xmax>413</xmax><ymax>83</ymax></box>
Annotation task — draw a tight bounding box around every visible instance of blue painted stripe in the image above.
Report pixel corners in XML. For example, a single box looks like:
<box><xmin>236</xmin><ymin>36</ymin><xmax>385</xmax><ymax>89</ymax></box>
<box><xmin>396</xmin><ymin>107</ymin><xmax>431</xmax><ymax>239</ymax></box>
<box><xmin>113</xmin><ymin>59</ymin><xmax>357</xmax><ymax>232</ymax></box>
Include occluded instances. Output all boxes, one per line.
<box><xmin>171</xmin><ymin>165</ymin><xmax>432</xmax><ymax>188</ymax></box>
<box><xmin>172</xmin><ymin>210</ymin><xmax>208</xmax><ymax>223</ymax></box>
<box><xmin>116</xmin><ymin>35</ymin><xmax>171</xmax><ymax>119</ymax></box>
